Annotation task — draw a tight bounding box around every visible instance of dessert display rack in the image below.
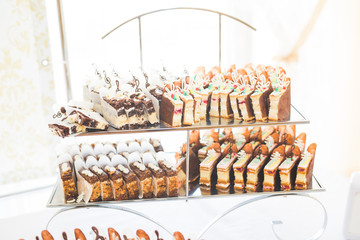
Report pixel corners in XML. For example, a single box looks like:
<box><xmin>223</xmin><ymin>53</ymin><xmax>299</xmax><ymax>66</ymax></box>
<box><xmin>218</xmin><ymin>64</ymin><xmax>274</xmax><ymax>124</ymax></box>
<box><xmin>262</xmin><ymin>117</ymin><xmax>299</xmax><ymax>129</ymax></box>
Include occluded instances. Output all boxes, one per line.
<box><xmin>49</xmin><ymin>6</ymin><xmax>327</xmax><ymax>240</ymax></box>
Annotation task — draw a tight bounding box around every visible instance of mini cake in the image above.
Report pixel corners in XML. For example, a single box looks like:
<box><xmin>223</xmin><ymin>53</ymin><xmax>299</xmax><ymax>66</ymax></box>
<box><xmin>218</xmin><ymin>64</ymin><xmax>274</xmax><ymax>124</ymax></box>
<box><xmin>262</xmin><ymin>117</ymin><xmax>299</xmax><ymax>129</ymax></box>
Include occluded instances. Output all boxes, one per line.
<box><xmin>245</xmin><ymin>144</ymin><xmax>270</xmax><ymax>192</ymax></box>
<box><xmin>229</xmin><ymin>85</ymin><xmax>243</xmax><ymax>120</ymax></box>
<box><xmin>294</xmin><ymin>132</ymin><xmax>307</xmax><ymax>153</ymax></box>
<box><xmin>179</xmin><ymin>89</ymin><xmax>195</xmax><ymax>126</ymax></box>
<box><xmin>146</xmin><ymin>162</ymin><xmax>167</xmax><ymax>198</ymax></box>
<box><xmin>149</xmin><ymin>138</ymin><xmax>164</xmax><ymax>152</ymax></box>
<box><xmin>77</xmin><ymin>168</ymin><xmax>101</xmax><ymax>202</ymax></box>
<box><xmin>130</xmin><ymin>93</ymin><xmax>149</xmax><ymax>127</ymax></box>
<box><xmin>264</xmin><ymin>132</ymin><xmax>280</xmax><ymax>154</ymax></box>
<box><xmin>250</xmin><ymin>75</ymin><xmax>273</xmax><ymax>122</ymax></box>
<box><xmin>189</xmin><ymin>85</ymin><xmax>209</xmax><ymax>120</ymax></box>
<box><xmin>207</xmin><ymin>81</ymin><xmax>221</xmax><ymax>117</ymax></box>
<box><xmin>219</xmin><ymin>84</ymin><xmax>234</xmax><ymax>118</ymax></box>
<box><xmin>187</xmin><ymin>87</ymin><xmax>202</xmax><ymax>123</ymax></box>
<box><xmin>198</xmin><ymin>142</ymin><xmax>221</xmax><ymax>162</ymax></box>
<box><xmin>279</xmin><ymin>145</ymin><xmax>302</xmax><ymax>191</ymax></box>
<box><xmin>176</xmin><ymin>148</ymin><xmax>200</xmax><ymax>187</ymax></box>
<box><xmin>263</xmin><ymin>145</ymin><xmax>286</xmax><ymax>192</ymax></box>
<box><xmin>237</xmin><ymin>75</ymin><xmax>257</xmax><ymax>122</ymax></box>
<box><xmin>220</xmin><ymin>142</ymin><xmax>238</xmax><ymax>159</ymax></box>
<box><xmin>59</xmin><ymin>161</ymin><xmax>78</xmax><ymax>203</ymax></box>
<box><xmin>123</xmin><ymin>95</ymin><xmax>139</xmax><ymax>129</ymax></box>
<box><xmin>219</xmin><ymin>128</ymin><xmax>234</xmax><ymax>145</ymax></box>
<box><xmin>269</xmin><ymin>75</ymin><xmax>291</xmax><ymax>121</ymax></box>
<box><xmin>233</xmin><ymin>127</ymin><xmax>250</xmax><ymax>151</ymax></box>
<box><xmin>100</xmin><ymin>89</ymin><xmax>129</xmax><ymax>129</ymax></box>
<box><xmin>249</xmin><ymin>127</ymin><xmax>262</xmax><ymax>142</ymax></box>
<box><xmin>160</xmin><ymin>90</ymin><xmax>183</xmax><ymax>127</ymax></box>
<box><xmin>116</xmin><ymin>163</ymin><xmax>139</xmax><ymax>199</ymax></box>
<box><xmin>134</xmin><ymin>92</ymin><xmax>159</xmax><ymax>125</ymax></box>
<box><xmin>261</xmin><ymin>126</ymin><xmax>275</xmax><ymax>142</ymax></box>
<box><xmin>215</xmin><ymin>151</ymin><xmax>238</xmax><ymax>190</ymax></box>
<box><xmin>129</xmin><ymin>161</ymin><xmax>154</xmax><ymax>198</ymax></box>
<box><xmin>89</xmin><ymin>165</ymin><xmax>114</xmax><ymax>201</ymax></box>
<box><xmin>158</xmin><ymin>159</ymin><xmax>179</xmax><ymax>197</ymax></box>
<box><xmin>233</xmin><ymin>143</ymin><xmax>254</xmax><ymax>191</ymax></box>
<box><xmin>103</xmin><ymin>165</ymin><xmax>128</xmax><ymax>200</ymax></box>
<box><xmin>199</xmin><ymin>147</ymin><xmax>222</xmax><ymax>187</ymax></box>
<box><xmin>295</xmin><ymin>143</ymin><xmax>317</xmax><ymax>190</ymax></box>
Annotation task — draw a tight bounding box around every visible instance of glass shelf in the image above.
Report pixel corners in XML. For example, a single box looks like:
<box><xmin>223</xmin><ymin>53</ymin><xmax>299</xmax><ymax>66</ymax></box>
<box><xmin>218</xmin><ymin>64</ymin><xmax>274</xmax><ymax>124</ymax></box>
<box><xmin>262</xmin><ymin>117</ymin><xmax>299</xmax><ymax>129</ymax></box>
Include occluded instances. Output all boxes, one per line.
<box><xmin>77</xmin><ymin>104</ymin><xmax>309</xmax><ymax>136</ymax></box>
<box><xmin>47</xmin><ymin>176</ymin><xmax>323</xmax><ymax>207</ymax></box>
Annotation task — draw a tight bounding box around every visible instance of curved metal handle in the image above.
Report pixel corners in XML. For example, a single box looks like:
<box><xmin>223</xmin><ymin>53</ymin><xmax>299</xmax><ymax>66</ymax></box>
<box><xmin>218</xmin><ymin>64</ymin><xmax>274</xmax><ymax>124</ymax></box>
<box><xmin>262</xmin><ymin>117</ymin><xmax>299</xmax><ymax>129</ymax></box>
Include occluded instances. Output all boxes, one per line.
<box><xmin>196</xmin><ymin>193</ymin><xmax>327</xmax><ymax>240</ymax></box>
<box><xmin>46</xmin><ymin>204</ymin><xmax>173</xmax><ymax>236</ymax></box>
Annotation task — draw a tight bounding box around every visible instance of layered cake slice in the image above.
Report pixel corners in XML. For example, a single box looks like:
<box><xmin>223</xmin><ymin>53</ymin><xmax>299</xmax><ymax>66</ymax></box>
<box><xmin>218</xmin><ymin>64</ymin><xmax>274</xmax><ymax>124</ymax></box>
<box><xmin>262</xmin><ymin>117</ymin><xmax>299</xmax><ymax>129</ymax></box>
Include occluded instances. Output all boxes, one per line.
<box><xmin>250</xmin><ymin>75</ymin><xmax>273</xmax><ymax>122</ymax></box>
<box><xmin>89</xmin><ymin>165</ymin><xmax>114</xmax><ymax>201</ymax></box>
<box><xmin>216</xmin><ymin>152</ymin><xmax>238</xmax><ymax>190</ymax></box>
<box><xmin>261</xmin><ymin>126</ymin><xmax>275</xmax><ymax>143</ymax></box>
<box><xmin>237</xmin><ymin>75</ymin><xmax>257</xmax><ymax>122</ymax></box>
<box><xmin>250</xmin><ymin>127</ymin><xmax>262</xmax><ymax>142</ymax></box>
<box><xmin>59</xmin><ymin>161</ymin><xmax>78</xmax><ymax>203</ymax></box>
<box><xmin>149</xmin><ymin>138</ymin><xmax>164</xmax><ymax>152</ymax></box>
<box><xmin>116</xmin><ymin>163</ymin><xmax>139</xmax><ymax>199</ymax></box>
<box><xmin>130</xmin><ymin>93</ymin><xmax>149</xmax><ymax>128</ymax></box>
<box><xmin>103</xmin><ymin>165</ymin><xmax>128</xmax><ymax>200</ymax></box>
<box><xmin>198</xmin><ymin>143</ymin><xmax>220</xmax><ymax>162</ymax></box>
<box><xmin>146</xmin><ymin>162</ymin><xmax>167</xmax><ymax>198</ymax></box>
<box><xmin>220</xmin><ymin>142</ymin><xmax>238</xmax><ymax>159</ymax></box>
<box><xmin>207</xmin><ymin>81</ymin><xmax>221</xmax><ymax>117</ymax></box>
<box><xmin>176</xmin><ymin>148</ymin><xmax>200</xmax><ymax>188</ymax></box>
<box><xmin>229</xmin><ymin>86</ymin><xmax>243</xmax><ymax>120</ymax></box>
<box><xmin>189</xmin><ymin>85</ymin><xmax>210</xmax><ymax>120</ymax></box>
<box><xmin>233</xmin><ymin>127</ymin><xmax>250</xmax><ymax>151</ymax></box>
<box><xmin>245</xmin><ymin>144</ymin><xmax>270</xmax><ymax>192</ymax></box>
<box><xmin>129</xmin><ymin>161</ymin><xmax>154</xmax><ymax>198</ymax></box>
<box><xmin>100</xmin><ymin>89</ymin><xmax>129</xmax><ymax>129</ymax></box>
<box><xmin>264</xmin><ymin>132</ymin><xmax>280</xmax><ymax>154</ymax></box>
<box><xmin>135</xmin><ymin>92</ymin><xmax>159</xmax><ymax>125</ymax></box>
<box><xmin>76</xmin><ymin>168</ymin><xmax>101</xmax><ymax>203</ymax></box>
<box><xmin>160</xmin><ymin>90</ymin><xmax>183</xmax><ymax>127</ymax></box>
<box><xmin>188</xmin><ymin>87</ymin><xmax>202</xmax><ymax>123</ymax></box>
<box><xmin>263</xmin><ymin>145</ymin><xmax>286</xmax><ymax>192</ymax></box>
<box><xmin>294</xmin><ymin>132</ymin><xmax>307</xmax><ymax>153</ymax></box>
<box><xmin>179</xmin><ymin>90</ymin><xmax>195</xmax><ymax>126</ymax></box>
<box><xmin>295</xmin><ymin>143</ymin><xmax>317</xmax><ymax>190</ymax></box>
<box><xmin>233</xmin><ymin>143</ymin><xmax>254</xmax><ymax>191</ymax></box>
<box><xmin>157</xmin><ymin>157</ymin><xmax>179</xmax><ymax>197</ymax></box>
<box><xmin>199</xmin><ymin>147</ymin><xmax>222</xmax><ymax>187</ymax></box>
<box><xmin>123</xmin><ymin>95</ymin><xmax>139</xmax><ymax>129</ymax></box>
<box><xmin>279</xmin><ymin>145</ymin><xmax>302</xmax><ymax>191</ymax></box>
<box><xmin>219</xmin><ymin>84</ymin><xmax>234</xmax><ymax>118</ymax></box>
<box><xmin>269</xmin><ymin>75</ymin><xmax>291</xmax><ymax>121</ymax></box>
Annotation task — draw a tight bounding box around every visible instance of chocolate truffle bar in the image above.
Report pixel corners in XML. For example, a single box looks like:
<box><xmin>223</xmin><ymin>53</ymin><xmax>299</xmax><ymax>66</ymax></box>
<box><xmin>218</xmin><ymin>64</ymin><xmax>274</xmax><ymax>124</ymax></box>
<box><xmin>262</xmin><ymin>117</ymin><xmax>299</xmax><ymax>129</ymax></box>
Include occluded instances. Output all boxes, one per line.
<box><xmin>59</xmin><ymin>161</ymin><xmax>78</xmax><ymax>203</ymax></box>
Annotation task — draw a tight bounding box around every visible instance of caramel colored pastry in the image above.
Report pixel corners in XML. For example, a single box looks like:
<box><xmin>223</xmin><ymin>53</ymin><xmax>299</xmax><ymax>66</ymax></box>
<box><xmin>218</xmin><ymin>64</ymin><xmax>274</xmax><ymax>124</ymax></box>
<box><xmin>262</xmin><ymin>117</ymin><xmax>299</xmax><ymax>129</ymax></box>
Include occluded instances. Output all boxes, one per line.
<box><xmin>233</xmin><ymin>127</ymin><xmax>250</xmax><ymax>151</ymax></box>
<box><xmin>295</xmin><ymin>143</ymin><xmax>317</xmax><ymax>190</ymax></box>
<box><xmin>160</xmin><ymin>91</ymin><xmax>183</xmax><ymax>127</ymax></box>
<box><xmin>264</xmin><ymin>132</ymin><xmax>280</xmax><ymax>154</ymax></box>
<box><xmin>59</xmin><ymin>161</ymin><xmax>78</xmax><ymax>203</ymax></box>
<box><xmin>261</xmin><ymin>126</ymin><xmax>275</xmax><ymax>142</ymax></box>
<box><xmin>77</xmin><ymin>168</ymin><xmax>101</xmax><ymax>202</ymax></box>
<box><xmin>279</xmin><ymin>145</ymin><xmax>302</xmax><ymax>190</ymax></box>
<box><xmin>250</xmin><ymin>74</ymin><xmax>273</xmax><ymax>122</ymax></box>
<box><xmin>116</xmin><ymin>164</ymin><xmax>139</xmax><ymax>199</ymax></box>
<box><xmin>198</xmin><ymin>142</ymin><xmax>221</xmax><ymax>162</ymax></box>
<box><xmin>129</xmin><ymin>161</ymin><xmax>154</xmax><ymax>198</ymax></box>
<box><xmin>103</xmin><ymin>165</ymin><xmax>128</xmax><ymax>200</ymax></box>
<box><xmin>146</xmin><ymin>162</ymin><xmax>167</xmax><ymax>198</ymax></box>
<box><xmin>199</xmin><ymin>148</ymin><xmax>222</xmax><ymax>187</ymax></box>
<box><xmin>220</xmin><ymin>142</ymin><xmax>238</xmax><ymax>159</ymax></box>
<box><xmin>269</xmin><ymin>75</ymin><xmax>291</xmax><ymax>121</ymax></box>
<box><xmin>158</xmin><ymin>159</ymin><xmax>179</xmax><ymax>197</ymax></box>
<box><xmin>245</xmin><ymin>144</ymin><xmax>270</xmax><ymax>192</ymax></box>
<box><xmin>74</xmin><ymin>228</ymin><xmax>87</xmax><ymax>240</ymax></box>
<box><xmin>263</xmin><ymin>145</ymin><xmax>286</xmax><ymax>192</ymax></box>
<box><xmin>294</xmin><ymin>132</ymin><xmax>307</xmax><ymax>153</ymax></box>
<box><xmin>89</xmin><ymin>165</ymin><xmax>114</xmax><ymax>201</ymax></box>
<box><xmin>41</xmin><ymin>230</ymin><xmax>54</xmax><ymax>240</ymax></box>
<box><xmin>233</xmin><ymin>143</ymin><xmax>255</xmax><ymax>191</ymax></box>
<box><xmin>173</xmin><ymin>231</ymin><xmax>185</xmax><ymax>240</ymax></box>
<box><xmin>189</xmin><ymin>130</ymin><xmax>202</xmax><ymax>154</ymax></box>
<box><xmin>249</xmin><ymin>127</ymin><xmax>262</xmax><ymax>142</ymax></box>
<box><xmin>219</xmin><ymin>128</ymin><xmax>234</xmax><ymax>145</ymax></box>
<box><xmin>136</xmin><ymin>229</ymin><xmax>150</xmax><ymax>240</ymax></box>
<box><xmin>108</xmin><ymin>227</ymin><xmax>121</xmax><ymax>240</ymax></box>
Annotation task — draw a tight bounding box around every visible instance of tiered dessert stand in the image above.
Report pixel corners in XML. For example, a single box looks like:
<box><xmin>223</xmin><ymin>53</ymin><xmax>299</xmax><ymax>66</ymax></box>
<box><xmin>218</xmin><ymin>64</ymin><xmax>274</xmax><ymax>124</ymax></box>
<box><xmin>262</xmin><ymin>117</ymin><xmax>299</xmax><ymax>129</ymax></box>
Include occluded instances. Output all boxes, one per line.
<box><xmin>47</xmin><ymin>7</ymin><xmax>327</xmax><ymax>240</ymax></box>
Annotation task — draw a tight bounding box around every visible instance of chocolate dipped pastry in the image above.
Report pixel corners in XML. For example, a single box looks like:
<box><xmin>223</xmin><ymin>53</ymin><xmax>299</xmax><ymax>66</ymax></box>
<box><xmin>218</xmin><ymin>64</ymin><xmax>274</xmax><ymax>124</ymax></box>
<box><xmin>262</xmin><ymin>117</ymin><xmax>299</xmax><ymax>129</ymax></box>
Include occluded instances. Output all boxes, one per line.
<box><xmin>77</xmin><ymin>168</ymin><xmax>101</xmax><ymax>202</ymax></box>
<box><xmin>160</xmin><ymin>90</ymin><xmax>183</xmax><ymax>127</ymax></box>
<box><xmin>233</xmin><ymin>127</ymin><xmax>250</xmax><ymax>151</ymax></box>
<box><xmin>178</xmin><ymin>89</ymin><xmax>194</xmax><ymax>126</ymax></box>
<box><xmin>129</xmin><ymin>161</ymin><xmax>154</xmax><ymax>198</ymax></box>
<box><xmin>48</xmin><ymin>121</ymin><xmax>85</xmax><ymax>138</ymax></box>
<box><xmin>279</xmin><ymin>145</ymin><xmax>302</xmax><ymax>191</ymax></box>
<box><xmin>146</xmin><ymin>162</ymin><xmax>167</xmax><ymax>198</ymax></box>
<box><xmin>103</xmin><ymin>165</ymin><xmax>128</xmax><ymax>200</ymax></box>
<box><xmin>199</xmin><ymin>145</ymin><xmax>222</xmax><ymax>188</ymax></box>
<box><xmin>219</xmin><ymin>84</ymin><xmax>234</xmax><ymax>119</ymax></box>
<box><xmin>158</xmin><ymin>158</ymin><xmax>179</xmax><ymax>197</ymax></box>
<box><xmin>294</xmin><ymin>132</ymin><xmax>307</xmax><ymax>153</ymax></box>
<box><xmin>233</xmin><ymin>143</ymin><xmax>255</xmax><ymax>191</ymax></box>
<box><xmin>149</xmin><ymin>138</ymin><xmax>164</xmax><ymax>152</ymax></box>
<box><xmin>245</xmin><ymin>144</ymin><xmax>270</xmax><ymax>192</ymax></box>
<box><xmin>295</xmin><ymin>143</ymin><xmax>317</xmax><ymax>190</ymax></box>
<box><xmin>250</xmin><ymin>73</ymin><xmax>273</xmax><ymax>122</ymax></box>
<box><xmin>237</xmin><ymin>74</ymin><xmax>257</xmax><ymax>122</ymax></box>
<box><xmin>100</xmin><ymin>89</ymin><xmax>129</xmax><ymax>129</ymax></box>
<box><xmin>269</xmin><ymin>75</ymin><xmax>291</xmax><ymax>121</ymax></box>
<box><xmin>89</xmin><ymin>165</ymin><xmax>114</xmax><ymax>201</ymax></box>
<box><xmin>263</xmin><ymin>145</ymin><xmax>286</xmax><ymax>192</ymax></box>
<box><xmin>59</xmin><ymin>161</ymin><xmax>78</xmax><ymax>203</ymax></box>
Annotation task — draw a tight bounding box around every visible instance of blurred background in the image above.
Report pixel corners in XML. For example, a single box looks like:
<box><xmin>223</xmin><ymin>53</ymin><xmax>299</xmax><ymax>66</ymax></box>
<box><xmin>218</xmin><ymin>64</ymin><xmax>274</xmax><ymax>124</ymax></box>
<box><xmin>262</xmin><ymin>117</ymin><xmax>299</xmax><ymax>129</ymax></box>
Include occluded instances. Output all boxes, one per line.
<box><xmin>0</xmin><ymin>0</ymin><xmax>360</xmax><ymax>238</ymax></box>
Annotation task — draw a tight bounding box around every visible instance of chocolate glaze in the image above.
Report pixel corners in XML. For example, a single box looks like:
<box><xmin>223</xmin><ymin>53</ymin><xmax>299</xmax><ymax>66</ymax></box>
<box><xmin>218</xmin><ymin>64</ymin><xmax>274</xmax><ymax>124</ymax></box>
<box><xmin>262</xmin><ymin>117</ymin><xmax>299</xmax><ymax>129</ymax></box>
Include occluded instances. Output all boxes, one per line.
<box><xmin>155</xmin><ymin>230</ymin><xmax>163</xmax><ymax>240</ymax></box>
<box><xmin>62</xmin><ymin>232</ymin><xmax>68</xmax><ymax>240</ymax></box>
<box><xmin>123</xmin><ymin>235</ymin><xmax>128</xmax><ymax>240</ymax></box>
<box><xmin>36</xmin><ymin>236</ymin><xmax>40</xmax><ymax>240</ymax></box>
<box><xmin>92</xmin><ymin>226</ymin><xmax>105</xmax><ymax>240</ymax></box>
